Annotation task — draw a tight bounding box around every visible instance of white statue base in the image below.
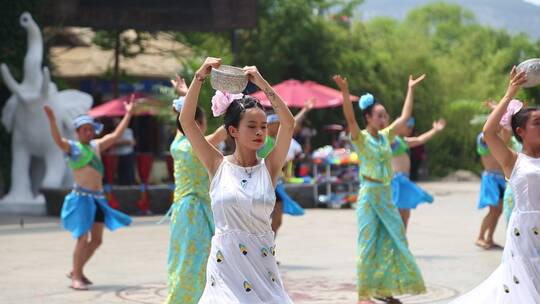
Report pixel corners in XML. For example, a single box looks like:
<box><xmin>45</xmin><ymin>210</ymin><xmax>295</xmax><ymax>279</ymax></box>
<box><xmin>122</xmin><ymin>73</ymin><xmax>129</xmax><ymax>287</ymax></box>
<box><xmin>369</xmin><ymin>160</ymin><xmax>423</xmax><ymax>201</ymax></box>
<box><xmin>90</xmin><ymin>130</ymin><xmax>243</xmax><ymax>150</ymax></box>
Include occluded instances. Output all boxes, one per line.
<box><xmin>0</xmin><ymin>196</ymin><xmax>46</xmax><ymax>215</ymax></box>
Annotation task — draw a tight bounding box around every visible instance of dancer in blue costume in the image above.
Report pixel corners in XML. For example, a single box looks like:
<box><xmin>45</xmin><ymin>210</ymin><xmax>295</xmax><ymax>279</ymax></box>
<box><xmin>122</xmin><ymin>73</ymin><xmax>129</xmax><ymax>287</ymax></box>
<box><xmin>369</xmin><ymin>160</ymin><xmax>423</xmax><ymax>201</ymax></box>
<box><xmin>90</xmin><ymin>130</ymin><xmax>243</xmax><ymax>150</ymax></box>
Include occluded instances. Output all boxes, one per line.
<box><xmin>164</xmin><ymin>76</ymin><xmax>227</xmax><ymax>304</ymax></box>
<box><xmin>258</xmin><ymin>99</ymin><xmax>314</xmax><ymax>237</ymax></box>
<box><xmin>333</xmin><ymin>74</ymin><xmax>426</xmax><ymax>304</ymax></box>
<box><xmin>44</xmin><ymin>98</ymin><xmax>134</xmax><ymax>290</ymax></box>
<box><xmin>390</xmin><ymin>117</ymin><xmax>446</xmax><ymax>230</ymax></box>
<box><xmin>475</xmin><ymin>124</ymin><xmax>516</xmax><ymax>249</ymax></box>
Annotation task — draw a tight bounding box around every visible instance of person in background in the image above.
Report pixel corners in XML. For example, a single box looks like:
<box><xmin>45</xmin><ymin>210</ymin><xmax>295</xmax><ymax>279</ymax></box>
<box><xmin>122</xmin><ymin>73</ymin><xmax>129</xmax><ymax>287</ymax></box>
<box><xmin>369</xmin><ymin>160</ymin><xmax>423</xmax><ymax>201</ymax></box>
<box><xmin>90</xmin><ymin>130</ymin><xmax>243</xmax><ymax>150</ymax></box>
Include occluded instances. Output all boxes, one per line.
<box><xmin>258</xmin><ymin>99</ymin><xmax>314</xmax><ymax>237</ymax></box>
<box><xmin>112</xmin><ymin>117</ymin><xmax>137</xmax><ymax>185</ymax></box>
<box><xmin>164</xmin><ymin>75</ymin><xmax>227</xmax><ymax>304</ymax></box>
<box><xmin>390</xmin><ymin>117</ymin><xmax>446</xmax><ymax>230</ymax></box>
<box><xmin>475</xmin><ymin>100</ymin><xmax>516</xmax><ymax>250</ymax></box>
<box><xmin>44</xmin><ymin>97</ymin><xmax>135</xmax><ymax>291</ymax></box>
<box><xmin>334</xmin><ymin>73</ymin><xmax>426</xmax><ymax>304</ymax></box>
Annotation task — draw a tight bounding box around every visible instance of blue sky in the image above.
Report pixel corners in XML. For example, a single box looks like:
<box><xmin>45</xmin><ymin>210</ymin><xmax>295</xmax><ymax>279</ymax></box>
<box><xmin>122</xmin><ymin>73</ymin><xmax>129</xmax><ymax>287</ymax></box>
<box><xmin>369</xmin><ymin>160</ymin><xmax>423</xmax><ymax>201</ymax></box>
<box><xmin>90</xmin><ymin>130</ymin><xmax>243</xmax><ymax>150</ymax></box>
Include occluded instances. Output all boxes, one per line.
<box><xmin>524</xmin><ymin>0</ymin><xmax>540</xmax><ymax>5</ymax></box>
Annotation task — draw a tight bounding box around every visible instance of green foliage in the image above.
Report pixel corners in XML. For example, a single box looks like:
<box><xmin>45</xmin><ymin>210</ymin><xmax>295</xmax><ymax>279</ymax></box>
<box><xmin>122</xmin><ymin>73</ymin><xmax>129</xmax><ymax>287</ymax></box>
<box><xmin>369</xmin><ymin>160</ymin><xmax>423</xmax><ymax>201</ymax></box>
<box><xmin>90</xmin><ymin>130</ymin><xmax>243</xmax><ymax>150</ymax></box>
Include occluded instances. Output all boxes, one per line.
<box><xmin>3</xmin><ymin>0</ymin><xmax>540</xmax><ymax>182</ymax></box>
<box><xmin>231</xmin><ymin>0</ymin><xmax>540</xmax><ymax>176</ymax></box>
<box><xmin>426</xmin><ymin>100</ymin><xmax>486</xmax><ymax>177</ymax></box>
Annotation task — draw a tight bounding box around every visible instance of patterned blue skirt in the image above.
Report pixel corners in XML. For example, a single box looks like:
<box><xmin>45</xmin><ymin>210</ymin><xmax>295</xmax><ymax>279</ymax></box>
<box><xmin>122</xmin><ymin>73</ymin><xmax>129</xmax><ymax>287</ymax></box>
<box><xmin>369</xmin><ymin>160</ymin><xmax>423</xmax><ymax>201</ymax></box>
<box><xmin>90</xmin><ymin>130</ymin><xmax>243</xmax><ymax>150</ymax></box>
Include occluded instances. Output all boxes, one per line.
<box><xmin>356</xmin><ymin>180</ymin><xmax>426</xmax><ymax>299</ymax></box>
<box><xmin>391</xmin><ymin>172</ymin><xmax>433</xmax><ymax>209</ymax></box>
<box><xmin>165</xmin><ymin>194</ymin><xmax>215</xmax><ymax>304</ymax></box>
<box><xmin>477</xmin><ymin>171</ymin><xmax>506</xmax><ymax>209</ymax></box>
<box><xmin>61</xmin><ymin>186</ymin><xmax>132</xmax><ymax>239</ymax></box>
<box><xmin>275</xmin><ymin>182</ymin><xmax>305</xmax><ymax>216</ymax></box>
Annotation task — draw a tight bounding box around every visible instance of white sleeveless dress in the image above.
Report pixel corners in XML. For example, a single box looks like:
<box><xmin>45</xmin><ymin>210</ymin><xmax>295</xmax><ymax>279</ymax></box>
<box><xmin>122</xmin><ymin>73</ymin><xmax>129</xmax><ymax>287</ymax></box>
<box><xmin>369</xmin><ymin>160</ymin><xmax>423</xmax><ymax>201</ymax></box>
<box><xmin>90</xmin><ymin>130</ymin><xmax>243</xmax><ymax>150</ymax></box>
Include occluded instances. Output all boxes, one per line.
<box><xmin>198</xmin><ymin>158</ymin><xmax>293</xmax><ymax>304</ymax></box>
<box><xmin>450</xmin><ymin>153</ymin><xmax>540</xmax><ymax>303</ymax></box>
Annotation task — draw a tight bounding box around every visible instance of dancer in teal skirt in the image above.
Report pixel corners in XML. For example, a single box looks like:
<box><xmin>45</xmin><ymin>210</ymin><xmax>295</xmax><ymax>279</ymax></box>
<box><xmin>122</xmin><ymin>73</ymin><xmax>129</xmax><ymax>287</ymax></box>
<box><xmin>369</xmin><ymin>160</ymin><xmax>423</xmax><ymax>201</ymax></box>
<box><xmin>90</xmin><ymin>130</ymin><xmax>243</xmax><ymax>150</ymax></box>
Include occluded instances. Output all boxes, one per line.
<box><xmin>333</xmin><ymin>74</ymin><xmax>426</xmax><ymax>304</ymax></box>
<box><xmin>164</xmin><ymin>76</ymin><xmax>227</xmax><ymax>304</ymax></box>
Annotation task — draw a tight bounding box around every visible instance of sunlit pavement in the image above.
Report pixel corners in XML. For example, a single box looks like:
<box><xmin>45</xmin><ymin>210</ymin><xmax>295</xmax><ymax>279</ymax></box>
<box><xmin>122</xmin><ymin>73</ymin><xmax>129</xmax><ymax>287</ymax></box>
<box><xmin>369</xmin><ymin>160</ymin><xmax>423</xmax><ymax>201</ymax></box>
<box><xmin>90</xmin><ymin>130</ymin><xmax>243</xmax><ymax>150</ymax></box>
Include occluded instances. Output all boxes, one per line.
<box><xmin>0</xmin><ymin>181</ymin><xmax>505</xmax><ymax>304</ymax></box>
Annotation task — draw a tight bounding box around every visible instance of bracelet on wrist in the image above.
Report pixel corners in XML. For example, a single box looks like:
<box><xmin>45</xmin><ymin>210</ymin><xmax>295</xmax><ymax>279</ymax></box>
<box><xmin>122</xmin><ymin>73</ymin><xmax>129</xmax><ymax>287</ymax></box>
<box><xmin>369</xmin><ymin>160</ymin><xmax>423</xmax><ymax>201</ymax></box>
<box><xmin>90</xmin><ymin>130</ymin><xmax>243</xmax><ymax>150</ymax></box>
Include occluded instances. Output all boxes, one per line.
<box><xmin>195</xmin><ymin>73</ymin><xmax>206</xmax><ymax>82</ymax></box>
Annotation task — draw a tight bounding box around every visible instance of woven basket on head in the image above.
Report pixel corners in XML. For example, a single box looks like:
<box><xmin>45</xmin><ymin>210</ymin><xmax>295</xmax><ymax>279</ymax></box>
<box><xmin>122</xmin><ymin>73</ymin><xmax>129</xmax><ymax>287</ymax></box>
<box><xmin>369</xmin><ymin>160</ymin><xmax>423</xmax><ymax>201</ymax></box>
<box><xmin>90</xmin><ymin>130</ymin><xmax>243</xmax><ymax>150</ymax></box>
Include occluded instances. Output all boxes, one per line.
<box><xmin>517</xmin><ymin>58</ymin><xmax>540</xmax><ymax>88</ymax></box>
<box><xmin>210</xmin><ymin>65</ymin><xmax>248</xmax><ymax>94</ymax></box>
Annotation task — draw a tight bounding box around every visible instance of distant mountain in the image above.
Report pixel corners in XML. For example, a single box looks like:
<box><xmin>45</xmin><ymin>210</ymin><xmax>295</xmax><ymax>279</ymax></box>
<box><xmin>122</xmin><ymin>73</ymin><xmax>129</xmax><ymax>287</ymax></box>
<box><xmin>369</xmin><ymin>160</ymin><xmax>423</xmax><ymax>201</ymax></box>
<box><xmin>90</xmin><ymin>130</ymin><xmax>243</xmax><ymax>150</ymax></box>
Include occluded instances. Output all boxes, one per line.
<box><xmin>358</xmin><ymin>0</ymin><xmax>540</xmax><ymax>39</ymax></box>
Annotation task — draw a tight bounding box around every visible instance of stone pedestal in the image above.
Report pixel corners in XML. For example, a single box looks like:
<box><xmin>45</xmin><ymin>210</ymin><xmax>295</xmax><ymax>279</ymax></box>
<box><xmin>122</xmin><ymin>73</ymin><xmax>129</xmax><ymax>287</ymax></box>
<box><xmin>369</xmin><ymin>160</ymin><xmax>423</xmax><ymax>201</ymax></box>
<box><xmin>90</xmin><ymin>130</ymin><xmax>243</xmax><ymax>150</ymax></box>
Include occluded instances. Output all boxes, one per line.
<box><xmin>0</xmin><ymin>199</ymin><xmax>46</xmax><ymax>215</ymax></box>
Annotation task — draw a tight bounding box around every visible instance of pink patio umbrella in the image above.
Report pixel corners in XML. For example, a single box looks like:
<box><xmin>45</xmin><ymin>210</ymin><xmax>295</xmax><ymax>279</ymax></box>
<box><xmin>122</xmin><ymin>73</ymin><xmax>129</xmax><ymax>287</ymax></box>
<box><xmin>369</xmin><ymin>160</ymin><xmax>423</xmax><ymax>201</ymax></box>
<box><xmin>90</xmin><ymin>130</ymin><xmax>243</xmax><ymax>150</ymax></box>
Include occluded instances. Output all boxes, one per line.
<box><xmin>88</xmin><ymin>92</ymin><xmax>161</xmax><ymax>117</ymax></box>
<box><xmin>250</xmin><ymin>79</ymin><xmax>359</xmax><ymax>109</ymax></box>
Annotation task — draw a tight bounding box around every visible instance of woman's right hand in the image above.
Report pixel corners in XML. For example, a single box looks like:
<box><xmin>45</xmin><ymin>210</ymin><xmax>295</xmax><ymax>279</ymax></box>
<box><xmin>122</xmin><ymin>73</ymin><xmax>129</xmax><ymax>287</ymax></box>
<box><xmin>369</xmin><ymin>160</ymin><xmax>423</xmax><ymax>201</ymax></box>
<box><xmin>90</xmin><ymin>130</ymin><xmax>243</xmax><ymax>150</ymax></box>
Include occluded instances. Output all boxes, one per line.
<box><xmin>196</xmin><ymin>57</ymin><xmax>222</xmax><ymax>79</ymax></box>
<box><xmin>171</xmin><ymin>74</ymin><xmax>188</xmax><ymax>96</ymax></box>
<box><xmin>332</xmin><ymin>75</ymin><xmax>348</xmax><ymax>91</ymax></box>
<box><xmin>504</xmin><ymin>66</ymin><xmax>527</xmax><ymax>99</ymax></box>
<box><xmin>242</xmin><ymin>66</ymin><xmax>268</xmax><ymax>89</ymax></box>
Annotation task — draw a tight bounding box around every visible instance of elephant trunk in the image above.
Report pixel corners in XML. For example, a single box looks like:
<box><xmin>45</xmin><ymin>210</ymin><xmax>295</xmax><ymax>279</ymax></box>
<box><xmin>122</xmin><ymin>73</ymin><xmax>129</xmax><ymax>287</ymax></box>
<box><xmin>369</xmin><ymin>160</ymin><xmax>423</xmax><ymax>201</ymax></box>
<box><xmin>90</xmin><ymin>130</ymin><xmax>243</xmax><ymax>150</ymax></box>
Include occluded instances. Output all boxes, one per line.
<box><xmin>21</xmin><ymin>12</ymin><xmax>43</xmax><ymax>88</ymax></box>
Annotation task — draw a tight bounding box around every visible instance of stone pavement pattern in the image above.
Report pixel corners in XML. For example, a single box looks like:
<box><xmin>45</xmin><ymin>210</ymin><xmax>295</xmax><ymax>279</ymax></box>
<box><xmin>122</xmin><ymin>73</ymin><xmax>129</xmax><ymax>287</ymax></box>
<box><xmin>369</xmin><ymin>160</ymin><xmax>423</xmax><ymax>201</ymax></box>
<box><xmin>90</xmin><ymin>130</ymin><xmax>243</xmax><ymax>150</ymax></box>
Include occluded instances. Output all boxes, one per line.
<box><xmin>0</xmin><ymin>181</ymin><xmax>506</xmax><ymax>304</ymax></box>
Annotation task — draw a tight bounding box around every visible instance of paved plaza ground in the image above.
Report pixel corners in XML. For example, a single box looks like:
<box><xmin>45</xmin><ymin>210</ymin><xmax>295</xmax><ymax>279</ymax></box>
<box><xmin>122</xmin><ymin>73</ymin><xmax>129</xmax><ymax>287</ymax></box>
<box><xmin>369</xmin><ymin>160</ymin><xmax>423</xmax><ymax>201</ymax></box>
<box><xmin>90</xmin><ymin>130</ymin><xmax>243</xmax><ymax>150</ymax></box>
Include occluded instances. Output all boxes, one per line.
<box><xmin>0</xmin><ymin>181</ymin><xmax>506</xmax><ymax>304</ymax></box>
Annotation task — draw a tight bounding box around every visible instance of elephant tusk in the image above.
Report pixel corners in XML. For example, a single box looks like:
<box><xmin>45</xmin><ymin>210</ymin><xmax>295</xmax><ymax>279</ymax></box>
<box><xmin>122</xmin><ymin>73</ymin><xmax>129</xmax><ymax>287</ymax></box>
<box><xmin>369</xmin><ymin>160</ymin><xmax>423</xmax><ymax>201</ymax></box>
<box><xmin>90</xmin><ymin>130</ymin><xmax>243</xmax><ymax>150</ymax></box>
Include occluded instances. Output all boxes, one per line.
<box><xmin>41</xmin><ymin>66</ymin><xmax>50</xmax><ymax>97</ymax></box>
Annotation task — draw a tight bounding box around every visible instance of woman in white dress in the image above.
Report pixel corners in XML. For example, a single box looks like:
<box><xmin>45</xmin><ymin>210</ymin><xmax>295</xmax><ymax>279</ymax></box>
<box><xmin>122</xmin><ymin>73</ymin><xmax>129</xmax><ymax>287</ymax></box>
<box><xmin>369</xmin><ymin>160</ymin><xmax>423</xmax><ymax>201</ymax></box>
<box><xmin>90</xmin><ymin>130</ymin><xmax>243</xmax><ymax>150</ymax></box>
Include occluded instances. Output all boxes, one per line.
<box><xmin>179</xmin><ymin>57</ymin><xmax>295</xmax><ymax>303</ymax></box>
<box><xmin>450</xmin><ymin>67</ymin><xmax>540</xmax><ymax>303</ymax></box>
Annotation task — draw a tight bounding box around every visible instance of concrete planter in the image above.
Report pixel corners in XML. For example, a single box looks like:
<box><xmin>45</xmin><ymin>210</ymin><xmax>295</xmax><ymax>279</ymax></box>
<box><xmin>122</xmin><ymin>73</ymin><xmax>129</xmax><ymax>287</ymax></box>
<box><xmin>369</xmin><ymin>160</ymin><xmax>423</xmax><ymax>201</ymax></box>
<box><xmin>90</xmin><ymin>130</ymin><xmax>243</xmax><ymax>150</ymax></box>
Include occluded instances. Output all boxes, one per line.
<box><xmin>42</xmin><ymin>183</ymin><xmax>316</xmax><ymax>216</ymax></box>
<box><xmin>41</xmin><ymin>186</ymin><xmax>173</xmax><ymax>216</ymax></box>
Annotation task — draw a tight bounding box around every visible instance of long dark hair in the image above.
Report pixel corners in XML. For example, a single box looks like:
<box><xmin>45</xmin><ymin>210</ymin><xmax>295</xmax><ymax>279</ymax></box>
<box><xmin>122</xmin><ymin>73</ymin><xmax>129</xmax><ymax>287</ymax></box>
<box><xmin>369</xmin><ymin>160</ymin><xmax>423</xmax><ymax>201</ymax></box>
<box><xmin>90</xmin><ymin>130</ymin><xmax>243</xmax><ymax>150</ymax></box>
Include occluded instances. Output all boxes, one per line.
<box><xmin>176</xmin><ymin>106</ymin><xmax>205</xmax><ymax>133</ymax></box>
<box><xmin>511</xmin><ymin>107</ymin><xmax>538</xmax><ymax>143</ymax></box>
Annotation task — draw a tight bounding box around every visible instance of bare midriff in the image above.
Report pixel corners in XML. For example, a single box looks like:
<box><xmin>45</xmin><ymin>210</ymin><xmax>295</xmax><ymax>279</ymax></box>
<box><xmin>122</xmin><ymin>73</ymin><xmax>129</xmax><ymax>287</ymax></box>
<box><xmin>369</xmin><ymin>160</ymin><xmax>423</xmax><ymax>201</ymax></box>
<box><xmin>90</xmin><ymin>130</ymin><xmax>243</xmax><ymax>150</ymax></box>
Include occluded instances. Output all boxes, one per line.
<box><xmin>72</xmin><ymin>166</ymin><xmax>103</xmax><ymax>191</ymax></box>
<box><xmin>481</xmin><ymin>154</ymin><xmax>503</xmax><ymax>173</ymax></box>
<box><xmin>391</xmin><ymin>154</ymin><xmax>411</xmax><ymax>175</ymax></box>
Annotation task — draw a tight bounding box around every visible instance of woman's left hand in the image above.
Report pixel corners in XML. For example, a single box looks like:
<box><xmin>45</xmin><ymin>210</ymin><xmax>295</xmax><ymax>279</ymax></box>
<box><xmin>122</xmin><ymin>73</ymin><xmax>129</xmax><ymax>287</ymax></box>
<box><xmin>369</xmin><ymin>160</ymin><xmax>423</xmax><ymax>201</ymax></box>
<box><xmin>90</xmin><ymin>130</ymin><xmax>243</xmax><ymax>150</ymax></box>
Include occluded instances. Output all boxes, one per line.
<box><xmin>304</xmin><ymin>98</ymin><xmax>315</xmax><ymax>111</ymax></box>
<box><xmin>243</xmin><ymin>66</ymin><xmax>268</xmax><ymax>89</ymax></box>
<box><xmin>505</xmin><ymin>66</ymin><xmax>527</xmax><ymax>98</ymax></box>
<box><xmin>433</xmin><ymin>119</ymin><xmax>446</xmax><ymax>131</ymax></box>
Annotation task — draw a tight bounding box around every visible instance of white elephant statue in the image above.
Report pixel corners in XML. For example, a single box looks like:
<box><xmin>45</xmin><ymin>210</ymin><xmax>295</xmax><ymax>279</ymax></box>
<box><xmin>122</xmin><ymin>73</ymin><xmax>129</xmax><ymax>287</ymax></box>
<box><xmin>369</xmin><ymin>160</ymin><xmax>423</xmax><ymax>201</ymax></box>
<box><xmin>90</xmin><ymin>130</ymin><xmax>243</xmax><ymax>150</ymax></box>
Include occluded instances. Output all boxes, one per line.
<box><xmin>1</xmin><ymin>12</ymin><xmax>93</xmax><ymax>204</ymax></box>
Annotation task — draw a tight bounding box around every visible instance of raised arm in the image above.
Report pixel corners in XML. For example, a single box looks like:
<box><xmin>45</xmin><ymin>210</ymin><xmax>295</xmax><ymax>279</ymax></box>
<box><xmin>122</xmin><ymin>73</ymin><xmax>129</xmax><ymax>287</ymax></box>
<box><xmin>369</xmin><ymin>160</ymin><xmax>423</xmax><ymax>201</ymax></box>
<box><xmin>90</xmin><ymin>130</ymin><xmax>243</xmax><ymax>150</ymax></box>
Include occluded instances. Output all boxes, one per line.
<box><xmin>96</xmin><ymin>95</ymin><xmax>135</xmax><ymax>152</ymax></box>
<box><xmin>404</xmin><ymin>119</ymin><xmax>446</xmax><ymax>148</ymax></box>
<box><xmin>206</xmin><ymin>126</ymin><xmax>228</xmax><ymax>147</ymax></box>
<box><xmin>245</xmin><ymin>66</ymin><xmax>294</xmax><ymax>183</ymax></box>
<box><xmin>293</xmin><ymin>98</ymin><xmax>314</xmax><ymax>135</ymax></box>
<box><xmin>44</xmin><ymin>106</ymin><xmax>70</xmax><ymax>153</ymax></box>
<box><xmin>483</xmin><ymin>66</ymin><xmax>526</xmax><ymax>177</ymax></box>
<box><xmin>179</xmin><ymin>57</ymin><xmax>224</xmax><ymax>175</ymax></box>
<box><xmin>333</xmin><ymin>75</ymin><xmax>360</xmax><ymax>139</ymax></box>
<box><xmin>389</xmin><ymin>74</ymin><xmax>426</xmax><ymax>134</ymax></box>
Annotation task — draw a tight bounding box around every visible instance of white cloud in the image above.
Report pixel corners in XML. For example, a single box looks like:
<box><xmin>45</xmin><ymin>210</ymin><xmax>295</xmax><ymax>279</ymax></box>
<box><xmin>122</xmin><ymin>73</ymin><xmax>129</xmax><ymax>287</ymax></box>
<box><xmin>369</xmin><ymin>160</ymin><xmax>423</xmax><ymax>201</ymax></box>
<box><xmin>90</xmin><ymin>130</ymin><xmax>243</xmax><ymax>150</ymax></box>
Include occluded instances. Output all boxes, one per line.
<box><xmin>524</xmin><ymin>0</ymin><xmax>540</xmax><ymax>6</ymax></box>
